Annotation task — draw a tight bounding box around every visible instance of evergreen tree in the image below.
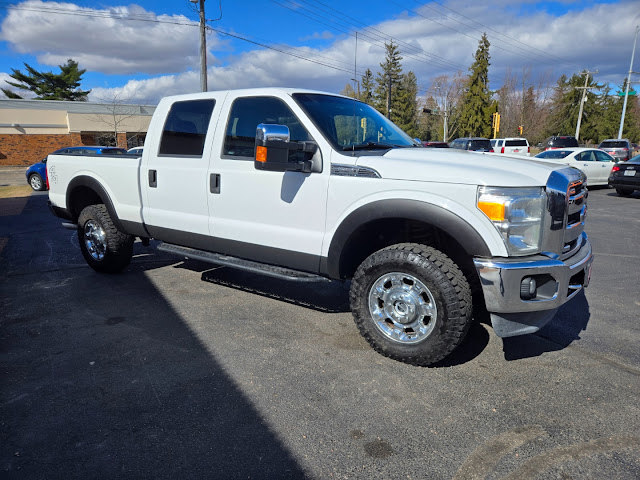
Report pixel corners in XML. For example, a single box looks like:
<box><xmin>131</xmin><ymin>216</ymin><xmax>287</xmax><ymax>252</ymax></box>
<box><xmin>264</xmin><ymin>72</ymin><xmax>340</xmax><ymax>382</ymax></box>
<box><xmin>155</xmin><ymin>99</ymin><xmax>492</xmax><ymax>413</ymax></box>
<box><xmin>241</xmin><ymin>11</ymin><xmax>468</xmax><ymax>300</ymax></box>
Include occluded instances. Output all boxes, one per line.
<box><xmin>546</xmin><ymin>72</ymin><xmax>602</xmax><ymax>142</ymax></box>
<box><xmin>360</xmin><ymin>68</ymin><xmax>374</xmax><ymax>105</ymax></box>
<box><xmin>2</xmin><ymin>59</ymin><xmax>90</xmax><ymax>101</ymax></box>
<box><xmin>395</xmin><ymin>71</ymin><xmax>419</xmax><ymax>138</ymax></box>
<box><xmin>458</xmin><ymin>34</ymin><xmax>492</xmax><ymax>137</ymax></box>
<box><xmin>597</xmin><ymin>80</ymin><xmax>640</xmax><ymax>142</ymax></box>
<box><xmin>374</xmin><ymin>42</ymin><xmax>403</xmax><ymax>118</ymax></box>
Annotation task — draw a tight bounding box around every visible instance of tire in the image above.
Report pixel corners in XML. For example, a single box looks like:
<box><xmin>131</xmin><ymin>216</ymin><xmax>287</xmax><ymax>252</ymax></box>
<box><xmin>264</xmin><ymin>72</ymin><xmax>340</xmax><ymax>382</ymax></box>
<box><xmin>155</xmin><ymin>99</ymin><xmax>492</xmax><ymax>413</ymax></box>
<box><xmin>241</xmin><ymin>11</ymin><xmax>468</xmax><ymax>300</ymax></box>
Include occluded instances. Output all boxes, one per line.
<box><xmin>77</xmin><ymin>204</ymin><xmax>134</xmax><ymax>273</ymax></box>
<box><xmin>349</xmin><ymin>243</ymin><xmax>472</xmax><ymax>366</ymax></box>
<box><xmin>28</xmin><ymin>173</ymin><xmax>45</xmax><ymax>191</ymax></box>
<box><xmin>615</xmin><ymin>187</ymin><xmax>634</xmax><ymax>197</ymax></box>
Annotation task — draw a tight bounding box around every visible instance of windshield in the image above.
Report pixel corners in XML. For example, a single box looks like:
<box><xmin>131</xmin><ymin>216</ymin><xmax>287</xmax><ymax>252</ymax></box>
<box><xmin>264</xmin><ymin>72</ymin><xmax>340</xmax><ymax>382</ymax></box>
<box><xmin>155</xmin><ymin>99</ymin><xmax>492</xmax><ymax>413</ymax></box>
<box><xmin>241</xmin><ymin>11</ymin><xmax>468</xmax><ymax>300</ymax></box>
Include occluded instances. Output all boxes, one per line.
<box><xmin>536</xmin><ymin>150</ymin><xmax>572</xmax><ymax>159</ymax></box>
<box><xmin>292</xmin><ymin>93</ymin><xmax>417</xmax><ymax>151</ymax></box>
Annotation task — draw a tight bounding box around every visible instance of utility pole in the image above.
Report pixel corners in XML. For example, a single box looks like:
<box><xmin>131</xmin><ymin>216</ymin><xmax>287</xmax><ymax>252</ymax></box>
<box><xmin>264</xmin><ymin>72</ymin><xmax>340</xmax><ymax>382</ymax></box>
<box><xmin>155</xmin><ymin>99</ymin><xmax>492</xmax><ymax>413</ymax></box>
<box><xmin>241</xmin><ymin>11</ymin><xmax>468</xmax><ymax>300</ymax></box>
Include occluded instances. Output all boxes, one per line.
<box><xmin>618</xmin><ymin>25</ymin><xmax>639</xmax><ymax>139</ymax></box>
<box><xmin>191</xmin><ymin>0</ymin><xmax>207</xmax><ymax>92</ymax></box>
<box><xmin>575</xmin><ymin>69</ymin><xmax>598</xmax><ymax>142</ymax></box>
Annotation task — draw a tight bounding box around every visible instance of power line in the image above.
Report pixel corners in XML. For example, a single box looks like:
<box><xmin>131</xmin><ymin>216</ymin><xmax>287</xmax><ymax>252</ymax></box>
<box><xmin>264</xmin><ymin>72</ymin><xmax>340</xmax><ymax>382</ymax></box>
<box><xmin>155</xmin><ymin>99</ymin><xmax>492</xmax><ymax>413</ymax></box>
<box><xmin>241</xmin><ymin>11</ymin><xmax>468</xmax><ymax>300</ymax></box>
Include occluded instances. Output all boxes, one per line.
<box><xmin>423</xmin><ymin>0</ymin><xmax>579</xmax><ymax>67</ymax></box>
<box><xmin>0</xmin><ymin>2</ymin><xmax>365</xmax><ymax>77</ymax></box>
<box><xmin>272</xmin><ymin>0</ymin><xmax>466</xmax><ymax>72</ymax></box>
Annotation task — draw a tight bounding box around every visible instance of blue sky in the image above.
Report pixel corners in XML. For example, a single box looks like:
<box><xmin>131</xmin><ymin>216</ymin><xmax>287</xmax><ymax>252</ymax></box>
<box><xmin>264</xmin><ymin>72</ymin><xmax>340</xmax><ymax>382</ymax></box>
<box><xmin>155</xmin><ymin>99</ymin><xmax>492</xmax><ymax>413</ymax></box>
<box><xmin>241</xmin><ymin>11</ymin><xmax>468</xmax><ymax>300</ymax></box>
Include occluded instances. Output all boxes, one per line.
<box><xmin>0</xmin><ymin>0</ymin><xmax>637</xmax><ymax>104</ymax></box>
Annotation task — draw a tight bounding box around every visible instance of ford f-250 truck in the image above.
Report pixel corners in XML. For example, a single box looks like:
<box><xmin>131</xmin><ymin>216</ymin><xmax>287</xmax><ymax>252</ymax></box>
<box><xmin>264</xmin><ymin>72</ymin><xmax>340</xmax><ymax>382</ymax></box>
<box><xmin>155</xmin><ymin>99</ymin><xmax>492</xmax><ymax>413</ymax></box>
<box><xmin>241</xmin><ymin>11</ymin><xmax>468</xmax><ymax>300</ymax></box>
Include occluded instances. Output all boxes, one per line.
<box><xmin>47</xmin><ymin>88</ymin><xmax>593</xmax><ymax>366</ymax></box>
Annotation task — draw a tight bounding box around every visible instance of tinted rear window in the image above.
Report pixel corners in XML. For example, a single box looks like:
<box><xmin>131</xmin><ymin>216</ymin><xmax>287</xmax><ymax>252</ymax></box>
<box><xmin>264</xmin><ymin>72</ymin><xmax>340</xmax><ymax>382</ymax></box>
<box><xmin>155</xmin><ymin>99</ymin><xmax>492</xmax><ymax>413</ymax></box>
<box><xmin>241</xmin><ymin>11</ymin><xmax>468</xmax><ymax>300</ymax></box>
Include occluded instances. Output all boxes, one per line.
<box><xmin>469</xmin><ymin>140</ymin><xmax>492</xmax><ymax>151</ymax></box>
<box><xmin>550</xmin><ymin>137</ymin><xmax>578</xmax><ymax>148</ymax></box>
<box><xmin>599</xmin><ymin>141</ymin><xmax>628</xmax><ymax>148</ymax></box>
<box><xmin>159</xmin><ymin>99</ymin><xmax>216</xmax><ymax>156</ymax></box>
<box><xmin>505</xmin><ymin>139</ymin><xmax>528</xmax><ymax>147</ymax></box>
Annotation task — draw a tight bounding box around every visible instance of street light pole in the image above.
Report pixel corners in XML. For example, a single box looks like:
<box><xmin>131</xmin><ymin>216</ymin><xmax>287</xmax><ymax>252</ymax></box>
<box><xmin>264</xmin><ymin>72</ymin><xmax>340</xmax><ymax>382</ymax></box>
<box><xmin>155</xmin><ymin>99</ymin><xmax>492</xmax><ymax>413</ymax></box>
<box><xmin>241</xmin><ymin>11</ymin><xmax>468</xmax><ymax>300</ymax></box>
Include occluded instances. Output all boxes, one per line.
<box><xmin>618</xmin><ymin>25</ymin><xmax>639</xmax><ymax>139</ymax></box>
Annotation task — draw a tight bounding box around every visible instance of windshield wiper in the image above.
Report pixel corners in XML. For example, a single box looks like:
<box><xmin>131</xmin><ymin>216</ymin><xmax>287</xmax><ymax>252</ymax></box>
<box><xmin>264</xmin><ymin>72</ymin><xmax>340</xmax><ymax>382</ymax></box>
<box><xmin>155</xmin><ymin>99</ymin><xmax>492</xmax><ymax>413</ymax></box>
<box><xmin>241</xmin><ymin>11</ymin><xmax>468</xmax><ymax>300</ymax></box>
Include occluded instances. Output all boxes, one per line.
<box><xmin>343</xmin><ymin>142</ymin><xmax>396</xmax><ymax>151</ymax></box>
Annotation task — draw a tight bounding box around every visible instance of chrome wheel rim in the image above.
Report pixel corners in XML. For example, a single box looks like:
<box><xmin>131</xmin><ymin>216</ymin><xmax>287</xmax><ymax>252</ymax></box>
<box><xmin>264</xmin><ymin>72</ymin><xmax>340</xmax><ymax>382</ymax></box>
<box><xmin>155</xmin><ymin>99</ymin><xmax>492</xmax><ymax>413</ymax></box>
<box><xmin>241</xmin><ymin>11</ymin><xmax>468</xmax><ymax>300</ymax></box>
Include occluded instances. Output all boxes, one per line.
<box><xmin>84</xmin><ymin>220</ymin><xmax>107</xmax><ymax>261</ymax></box>
<box><xmin>368</xmin><ymin>272</ymin><xmax>437</xmax><ymax>344</ymax></box>
<box><xmin>30</xmin><ymin>175</ymin><xmax>42</xmax><ymax>190</ymax></box>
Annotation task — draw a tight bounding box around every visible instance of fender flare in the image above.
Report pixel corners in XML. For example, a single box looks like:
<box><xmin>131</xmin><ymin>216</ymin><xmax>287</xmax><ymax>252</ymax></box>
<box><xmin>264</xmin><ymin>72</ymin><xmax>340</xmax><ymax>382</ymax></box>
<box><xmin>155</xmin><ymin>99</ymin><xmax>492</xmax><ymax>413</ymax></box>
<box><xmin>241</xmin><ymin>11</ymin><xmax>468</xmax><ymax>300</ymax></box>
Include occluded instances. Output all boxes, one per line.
<box><xmin>66</xmin><ymin>175</ymin><xmax>124</xmax><ymax>231</ymax></box>
<box><xmin>324</xmin><ymin>199</ymin><xmax>492</xmax><ymax>278</ymax></box>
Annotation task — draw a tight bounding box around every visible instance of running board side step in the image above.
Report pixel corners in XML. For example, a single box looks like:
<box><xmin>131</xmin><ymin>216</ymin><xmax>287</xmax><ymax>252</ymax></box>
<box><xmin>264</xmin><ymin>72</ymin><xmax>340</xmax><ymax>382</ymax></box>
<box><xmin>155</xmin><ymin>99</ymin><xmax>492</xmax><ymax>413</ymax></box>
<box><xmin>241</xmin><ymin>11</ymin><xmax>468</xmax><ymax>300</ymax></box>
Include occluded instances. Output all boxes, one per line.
<box><xmin>157</xmin><ymin>243</ymin><xmax>330</xmax><ymax>283</ymax></box>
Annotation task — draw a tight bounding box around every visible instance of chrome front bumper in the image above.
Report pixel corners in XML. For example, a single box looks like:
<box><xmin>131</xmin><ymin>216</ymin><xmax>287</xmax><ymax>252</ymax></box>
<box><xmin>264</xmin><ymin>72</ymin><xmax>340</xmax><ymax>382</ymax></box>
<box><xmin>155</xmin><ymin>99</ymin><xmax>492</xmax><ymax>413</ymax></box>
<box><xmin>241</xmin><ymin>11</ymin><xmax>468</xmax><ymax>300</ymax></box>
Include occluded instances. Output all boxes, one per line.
<box><xmin>473</xmin><ymin>232</ymin><xmax>594</xmax><ymax>337</ymax></box>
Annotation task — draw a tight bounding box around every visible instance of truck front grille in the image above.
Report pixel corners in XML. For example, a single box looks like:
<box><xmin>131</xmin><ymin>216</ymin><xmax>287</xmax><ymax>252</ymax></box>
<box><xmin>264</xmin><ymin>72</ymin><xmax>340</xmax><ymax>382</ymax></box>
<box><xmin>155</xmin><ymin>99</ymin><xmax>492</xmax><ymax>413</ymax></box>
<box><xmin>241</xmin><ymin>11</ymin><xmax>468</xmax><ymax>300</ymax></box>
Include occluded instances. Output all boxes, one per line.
<box><xmin>543</xmin><ymin>168</ymin><xmax>587</xmax><ymax>260</ymax></box>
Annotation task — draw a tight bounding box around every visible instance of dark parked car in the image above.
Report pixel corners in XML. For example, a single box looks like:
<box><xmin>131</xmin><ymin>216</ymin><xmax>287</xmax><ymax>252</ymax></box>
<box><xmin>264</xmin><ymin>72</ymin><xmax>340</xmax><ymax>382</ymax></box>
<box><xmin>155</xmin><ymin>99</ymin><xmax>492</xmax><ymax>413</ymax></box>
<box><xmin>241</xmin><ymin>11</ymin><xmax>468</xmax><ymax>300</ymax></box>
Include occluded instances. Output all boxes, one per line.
<box><xmin>422</xmin><ymin>141</ymin><xmax>449</xmax><ymax>148</ymax></box>
<box><xmin>598</xmin><ymin>138</ymin><xmax>633</xmax><ymax>162</ymax></box>
<box><xmin>608</xmin><ymin>154</ymin><xmax>640</xmax><ymax>196</ymax></box>
<box><xmin>544</xmin><ymin>135</ymin><xmax>579</xmax><ymax>151</ymax></box>
<box><xmin>25</xmin><ymin>146</ymin><xmax>128</xmax><ymax>191</ymax></box>
<box><xmin>449</xmin><ymin>137</ymin><xmax>493</xmax><ymax>152</ymax></box>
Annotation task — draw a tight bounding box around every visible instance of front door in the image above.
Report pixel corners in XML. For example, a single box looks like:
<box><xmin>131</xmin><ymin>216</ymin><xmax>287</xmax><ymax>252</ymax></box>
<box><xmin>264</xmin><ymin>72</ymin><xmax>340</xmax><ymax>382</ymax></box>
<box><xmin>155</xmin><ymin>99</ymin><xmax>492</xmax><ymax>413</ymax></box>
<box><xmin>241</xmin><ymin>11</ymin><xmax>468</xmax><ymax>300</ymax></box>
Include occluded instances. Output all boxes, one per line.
<box><xmin>207</xmin><ymin>94</ymin><xmax>329</xmax><ymax>273</ymax></box>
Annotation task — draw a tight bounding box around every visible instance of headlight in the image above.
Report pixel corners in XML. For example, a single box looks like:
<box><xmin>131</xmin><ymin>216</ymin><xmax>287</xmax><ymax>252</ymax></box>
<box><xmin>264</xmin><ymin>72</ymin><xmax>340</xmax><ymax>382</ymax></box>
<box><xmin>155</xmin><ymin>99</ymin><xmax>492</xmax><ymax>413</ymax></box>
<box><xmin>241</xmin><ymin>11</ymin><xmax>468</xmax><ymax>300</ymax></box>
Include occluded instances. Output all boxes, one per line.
<box><xmin>477</xmin><ymin>186</ymin><xmax>546</xmax><ymax>256</ymax></box>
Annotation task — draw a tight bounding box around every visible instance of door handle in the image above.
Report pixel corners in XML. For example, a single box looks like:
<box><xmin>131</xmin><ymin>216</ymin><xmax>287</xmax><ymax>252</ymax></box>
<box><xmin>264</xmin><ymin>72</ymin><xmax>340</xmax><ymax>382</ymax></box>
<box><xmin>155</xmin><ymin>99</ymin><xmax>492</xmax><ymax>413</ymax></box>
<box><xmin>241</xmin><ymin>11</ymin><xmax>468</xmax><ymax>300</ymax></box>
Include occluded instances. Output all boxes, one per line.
<box><xmin>148</xmin><ymin>169</ymin><xmax>157</xmax><ymax>188</ymax></box>
<box><xmin>210</xmin><ymin>173</ymin><xmax>220</xmax><ymax>194</ymax></box>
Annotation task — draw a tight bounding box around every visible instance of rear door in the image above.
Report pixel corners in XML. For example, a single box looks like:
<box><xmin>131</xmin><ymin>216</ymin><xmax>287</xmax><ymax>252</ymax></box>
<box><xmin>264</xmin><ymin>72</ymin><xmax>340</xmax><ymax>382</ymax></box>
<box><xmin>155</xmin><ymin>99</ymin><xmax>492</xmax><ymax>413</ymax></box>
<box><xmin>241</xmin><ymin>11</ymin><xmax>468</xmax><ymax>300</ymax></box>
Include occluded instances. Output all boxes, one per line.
<box><xmin>142</xmin><ymin>95</ymin><xmax>224</xmax><ymax>239</ymax></box>
<box><xmin>593</xmin><ymin>150</ymin><xmax>615</xmax><ymax>183</ymax></box>
<box><xmin>505</xmin><ymin>139</ymin><xmax>528</xmax><ymax>155</ymax></box>
<box><xmin>573</xmin><ymin>150</ymin><xmax>602</xmax><ymax>184</ymax></box>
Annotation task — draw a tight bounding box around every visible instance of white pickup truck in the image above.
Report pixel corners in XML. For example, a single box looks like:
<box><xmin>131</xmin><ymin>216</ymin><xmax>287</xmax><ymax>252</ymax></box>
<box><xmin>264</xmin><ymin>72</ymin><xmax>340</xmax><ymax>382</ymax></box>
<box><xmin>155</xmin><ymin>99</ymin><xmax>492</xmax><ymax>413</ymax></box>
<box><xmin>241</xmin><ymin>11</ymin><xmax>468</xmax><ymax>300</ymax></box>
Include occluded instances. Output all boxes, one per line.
<box><xmin>47</xmin><ymin>88</ymin><xmax>593</xmax><ymax>366</ymax></box>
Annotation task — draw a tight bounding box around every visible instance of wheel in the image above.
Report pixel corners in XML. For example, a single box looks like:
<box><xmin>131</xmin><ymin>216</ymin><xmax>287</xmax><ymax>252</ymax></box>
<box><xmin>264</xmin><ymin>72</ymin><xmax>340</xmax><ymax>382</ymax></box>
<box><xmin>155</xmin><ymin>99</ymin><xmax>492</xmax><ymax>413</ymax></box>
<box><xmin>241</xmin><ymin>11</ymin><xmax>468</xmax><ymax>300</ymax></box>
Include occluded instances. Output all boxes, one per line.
<box><xmin>28</xmin><ymin>173</ymin><xmax>44</xmax><ymax>191</ymax></box>
<box><xmin>349</xmin><ymin>243</ymin><xmax>472</xmax><ymax>366</ymax></box>
<box><xmin>615</xmin><ymin>187</ymin><xmax>634</xmax><ymax>197</ymax></box>
<box><xmin>77</xmin><ymin>204</ymin><xmax>134</xmax><ymax>273</ymax></box>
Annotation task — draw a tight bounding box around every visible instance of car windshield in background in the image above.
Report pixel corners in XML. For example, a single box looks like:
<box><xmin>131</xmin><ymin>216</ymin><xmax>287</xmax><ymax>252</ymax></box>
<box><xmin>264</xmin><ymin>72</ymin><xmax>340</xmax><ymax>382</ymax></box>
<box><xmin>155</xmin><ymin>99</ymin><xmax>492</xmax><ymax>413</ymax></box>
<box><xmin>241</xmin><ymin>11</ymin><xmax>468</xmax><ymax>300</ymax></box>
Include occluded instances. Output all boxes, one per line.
<box><xmin>505</xmin><ymin>139</ymin><xmax>528</xmax><ymax>147</ymax></box>
<box><xmin>293</xmin><ymin>93</ymin><xmax>416</xmax><ymax>151</ymax></box>
<box><xmin>536</xmin><ymin>150</ymin><xmax>572</xmax><ymax>159</ymax></box>
<box><xmin>102</xmin><ymin>148</ymin><xmax>128</xmax><ymax>155</ymax></box>
<box><xmin>469</xmin><ymin>140</ymin><xmax>492</xmax><ymax>151</ymax></box>
<box><xmin>599</xmin><ymin>141</ymin><xmax>628</xmax><ymax>148</ymax></box>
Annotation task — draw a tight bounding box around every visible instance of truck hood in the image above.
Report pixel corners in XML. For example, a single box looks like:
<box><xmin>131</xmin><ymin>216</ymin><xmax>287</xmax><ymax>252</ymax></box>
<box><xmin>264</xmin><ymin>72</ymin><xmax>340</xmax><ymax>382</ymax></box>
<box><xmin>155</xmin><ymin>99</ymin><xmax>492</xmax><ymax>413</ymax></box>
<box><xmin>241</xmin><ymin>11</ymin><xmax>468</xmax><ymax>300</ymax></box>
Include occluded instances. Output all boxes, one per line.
<box><xmin>355</xmin><ymin>148</ymin><xmax>562</xmax><ymax>187</ymax></box>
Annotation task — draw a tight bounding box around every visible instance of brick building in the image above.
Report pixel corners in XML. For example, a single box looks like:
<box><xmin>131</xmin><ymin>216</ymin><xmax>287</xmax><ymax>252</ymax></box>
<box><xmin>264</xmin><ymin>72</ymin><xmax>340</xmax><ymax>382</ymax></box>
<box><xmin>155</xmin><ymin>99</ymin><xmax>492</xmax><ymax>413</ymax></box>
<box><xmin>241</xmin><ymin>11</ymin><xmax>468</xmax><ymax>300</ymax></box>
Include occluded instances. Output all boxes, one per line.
<box><xmin>0</xmin><ymin>99</ymin><xmax>156</xmax><ymax>166</ymax></box>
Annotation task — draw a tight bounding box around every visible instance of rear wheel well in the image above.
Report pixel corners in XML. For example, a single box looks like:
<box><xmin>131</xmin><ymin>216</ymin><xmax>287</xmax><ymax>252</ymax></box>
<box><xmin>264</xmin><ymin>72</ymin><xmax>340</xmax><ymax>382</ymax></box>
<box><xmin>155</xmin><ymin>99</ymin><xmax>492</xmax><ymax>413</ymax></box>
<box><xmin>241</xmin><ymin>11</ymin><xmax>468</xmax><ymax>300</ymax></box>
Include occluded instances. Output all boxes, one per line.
<box><xmin>68</xmin><ymin>186</ymin><xmax>103</xmax><ymax>221</ymax></box>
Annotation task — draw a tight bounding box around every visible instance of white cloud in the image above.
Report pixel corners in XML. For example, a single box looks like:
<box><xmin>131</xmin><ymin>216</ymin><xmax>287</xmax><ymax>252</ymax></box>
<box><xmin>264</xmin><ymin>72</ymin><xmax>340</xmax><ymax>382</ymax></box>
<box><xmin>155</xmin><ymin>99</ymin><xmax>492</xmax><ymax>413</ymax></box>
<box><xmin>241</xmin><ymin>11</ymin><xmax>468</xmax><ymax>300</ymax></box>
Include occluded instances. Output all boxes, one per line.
<box><xmin>0</xmin><ymin>0</ymin><xmax>223</xmax><ymax>75</ymax></box>
<box><xmin>3</xmin><ymin>0</ymin><xmax>638</xmax><ymax>104</ymax></box>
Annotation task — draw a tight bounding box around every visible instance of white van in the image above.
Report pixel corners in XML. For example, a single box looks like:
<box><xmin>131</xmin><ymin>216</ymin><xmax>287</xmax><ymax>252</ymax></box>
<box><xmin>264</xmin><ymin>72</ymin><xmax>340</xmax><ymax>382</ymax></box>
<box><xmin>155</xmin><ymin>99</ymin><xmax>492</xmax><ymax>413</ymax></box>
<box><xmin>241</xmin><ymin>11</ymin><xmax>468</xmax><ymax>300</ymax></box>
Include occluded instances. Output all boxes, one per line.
<box><xmin>491</xmin><ymin>137</ymin><xmax>530</xmax><ymax>156</ymax></box>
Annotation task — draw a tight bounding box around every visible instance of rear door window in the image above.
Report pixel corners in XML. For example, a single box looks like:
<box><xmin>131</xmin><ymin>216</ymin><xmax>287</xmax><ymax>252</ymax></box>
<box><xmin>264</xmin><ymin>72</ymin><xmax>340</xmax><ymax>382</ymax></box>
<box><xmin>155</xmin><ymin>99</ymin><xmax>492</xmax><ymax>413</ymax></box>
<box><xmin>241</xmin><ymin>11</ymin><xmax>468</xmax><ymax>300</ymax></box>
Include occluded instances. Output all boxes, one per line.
<box><xmin>594</xmin><ymin>151</ymin><xmax>613</xmax><ymax>162</ymax></box>
<box><xmin>159</xmin><ymin>99</ymin><xmax>216</xmax><ymax>157</ymax></box>
<box><xmin>505</xmin><ymin>139</ymin><xmax>528</xmax><ymax>147</ymax></box>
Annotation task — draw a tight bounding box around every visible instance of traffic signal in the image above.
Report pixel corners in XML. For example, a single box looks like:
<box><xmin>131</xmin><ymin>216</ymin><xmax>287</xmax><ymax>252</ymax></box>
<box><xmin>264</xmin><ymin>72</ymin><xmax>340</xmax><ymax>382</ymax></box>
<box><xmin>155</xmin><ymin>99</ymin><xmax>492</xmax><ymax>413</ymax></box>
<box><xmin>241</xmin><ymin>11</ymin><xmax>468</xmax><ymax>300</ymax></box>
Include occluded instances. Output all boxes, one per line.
<box><xmin>518</xmin><ymin>125</ymin><xmax>524</xmax><ymax>135</ymax></box>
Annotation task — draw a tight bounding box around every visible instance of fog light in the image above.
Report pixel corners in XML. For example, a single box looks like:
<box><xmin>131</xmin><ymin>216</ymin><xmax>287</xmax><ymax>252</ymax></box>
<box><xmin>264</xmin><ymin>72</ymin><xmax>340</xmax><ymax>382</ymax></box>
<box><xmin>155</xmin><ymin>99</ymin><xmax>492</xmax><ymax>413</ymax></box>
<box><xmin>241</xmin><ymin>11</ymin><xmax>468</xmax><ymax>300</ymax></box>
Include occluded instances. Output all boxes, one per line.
<box><xmin>520</xmin><ymin>277</ymin><xmax>537</xmax><ymax>300</ymax></box>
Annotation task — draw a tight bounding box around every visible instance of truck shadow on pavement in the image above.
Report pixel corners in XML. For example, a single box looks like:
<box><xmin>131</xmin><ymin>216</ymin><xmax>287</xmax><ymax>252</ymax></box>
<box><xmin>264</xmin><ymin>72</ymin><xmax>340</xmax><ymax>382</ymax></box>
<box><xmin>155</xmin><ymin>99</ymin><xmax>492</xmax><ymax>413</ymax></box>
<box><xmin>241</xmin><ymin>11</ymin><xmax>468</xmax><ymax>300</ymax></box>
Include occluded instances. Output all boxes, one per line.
<box><xmin>197</xmin><ymin>263</ymin><xmax>351</xmax><ymax>313</ymax></box>
<box><xmin>1</xmin><ymin>193</ymin><xmax>308</xmax><ymax>479</ymax></box>
<box><xmin>196</xmin><ymin>263</ymin><xmax>491</xmax><ymax>367</ymax></box>
<box><xmin>501</xmin><ymin>291</ymin><xmax>591</xmax><ymax>361</ymax></box>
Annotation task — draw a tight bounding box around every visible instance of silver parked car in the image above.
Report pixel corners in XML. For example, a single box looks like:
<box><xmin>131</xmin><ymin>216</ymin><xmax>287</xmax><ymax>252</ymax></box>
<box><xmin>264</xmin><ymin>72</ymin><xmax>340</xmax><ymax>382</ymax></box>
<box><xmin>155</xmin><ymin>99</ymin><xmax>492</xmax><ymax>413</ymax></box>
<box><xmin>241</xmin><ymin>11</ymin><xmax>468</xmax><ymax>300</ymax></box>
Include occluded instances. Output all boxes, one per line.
<box><xmin>598</xmin><ymin>139</ymin><xmax>633</xmax><ymax>162</ymax></box>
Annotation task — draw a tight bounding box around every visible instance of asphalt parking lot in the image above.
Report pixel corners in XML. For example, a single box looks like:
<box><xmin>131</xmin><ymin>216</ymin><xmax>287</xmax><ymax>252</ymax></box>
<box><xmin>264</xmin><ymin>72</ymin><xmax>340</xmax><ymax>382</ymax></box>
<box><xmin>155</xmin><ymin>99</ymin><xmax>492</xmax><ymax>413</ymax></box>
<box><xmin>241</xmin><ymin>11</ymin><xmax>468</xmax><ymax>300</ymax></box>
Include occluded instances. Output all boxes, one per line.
<box><xmin>1</xmin><ymin>172</ymin><xmax>639</xmax><ymax>479</ymax></box>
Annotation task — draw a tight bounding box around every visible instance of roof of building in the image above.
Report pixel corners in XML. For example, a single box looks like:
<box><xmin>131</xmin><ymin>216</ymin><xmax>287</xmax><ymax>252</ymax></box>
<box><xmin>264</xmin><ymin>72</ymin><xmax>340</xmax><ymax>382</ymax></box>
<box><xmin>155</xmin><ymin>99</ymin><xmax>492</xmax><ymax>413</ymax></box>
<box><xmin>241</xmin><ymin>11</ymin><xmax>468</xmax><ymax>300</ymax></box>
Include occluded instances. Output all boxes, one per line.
<box><xmin>0</xmin><ymin>98</ymin><xmax>156</xmax><ymax>116</ymax></box>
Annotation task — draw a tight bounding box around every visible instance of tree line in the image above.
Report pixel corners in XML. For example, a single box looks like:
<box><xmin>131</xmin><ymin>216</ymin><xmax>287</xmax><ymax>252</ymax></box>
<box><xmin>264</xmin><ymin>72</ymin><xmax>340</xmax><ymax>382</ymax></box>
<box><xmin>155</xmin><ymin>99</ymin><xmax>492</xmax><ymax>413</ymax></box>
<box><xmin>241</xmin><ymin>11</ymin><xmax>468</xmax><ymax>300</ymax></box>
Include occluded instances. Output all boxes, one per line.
<box><xmin>4</xmin><ymin>43</ymin><xmax>639</xmax><ymax>145</ymax></box>
<box><xmin>342</xmin><ymin>35</ymin><xmax>640</xmax><ymax>145</ymax></box>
